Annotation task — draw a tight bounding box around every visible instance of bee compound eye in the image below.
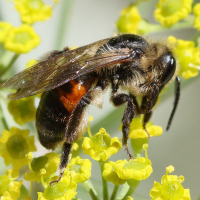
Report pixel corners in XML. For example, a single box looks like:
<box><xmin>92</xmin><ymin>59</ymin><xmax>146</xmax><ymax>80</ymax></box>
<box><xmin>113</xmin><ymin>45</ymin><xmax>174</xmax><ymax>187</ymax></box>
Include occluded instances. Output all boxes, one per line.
<box><xmin>161</xmin><ymin>55</ymin><xmax>176</xmax><ymax>86</ymax></box>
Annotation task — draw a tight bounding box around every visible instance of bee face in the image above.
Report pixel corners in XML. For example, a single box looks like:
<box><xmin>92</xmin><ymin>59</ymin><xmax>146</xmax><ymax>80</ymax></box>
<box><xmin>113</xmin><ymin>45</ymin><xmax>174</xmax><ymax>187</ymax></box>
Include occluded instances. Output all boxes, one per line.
<box><xmin>3</xmin><ymin>34</ymin><xmax>180</xmax><ymax>185</ymax></box>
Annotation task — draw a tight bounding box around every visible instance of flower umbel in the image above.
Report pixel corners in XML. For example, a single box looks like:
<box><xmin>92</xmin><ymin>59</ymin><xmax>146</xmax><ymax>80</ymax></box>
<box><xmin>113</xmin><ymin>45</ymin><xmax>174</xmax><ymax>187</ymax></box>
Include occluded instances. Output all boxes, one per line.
<box><xmin>4</xmin><ymin>24</ymin><xmax>40</xmax><ymax>54</ymax></box>
<box><xmin>0</xmin><ymin>127</ymin><xmax>36</xmax><ymax>169</ymax></box>
<box><xmin>168</xmin><ymin>36</ymin><xmax>200</xmax><ymax>79</ymax></box>
<box><xmin>102</xmin><ymin>161</ymin><xmax>126</xmax><ymax>185</ymax></box>
<box><xmin>0</xmin><ymin>169</ymin><xmax>22</xmax><ymax>200</ymax></box>
<box><xmin>26</xmin><ymin>59</ymin><xmax>38</xmax><ymax>69</ymax></box>
<box><xmin>127</xmin><ymin>115</ymin><xmax>163</xmax><ymax>139</ymax></box>
<box><xmin>193</xmin><ymin>3</ymin><xmax>200</xmax><ymax>31</ymax></box>
<box><xmin>8</xmin><ymin>96</ymin><xmax>36</xmax><ymax>125</ymax></box>
<box><xmin>114</xmin><ymin>144</ymin><xmax>153</xmax><ymax>182</ymax></box>
<box><xmin>150</xmin><ymin>165</ymin><xmax>191</xmax><ymax>200</ymax></box>
<box><xmin>82</xmin><ymin>128</ymin><xmax>122</xmax><ymax>161</ymax></box>
<box><xmin>154</xmin><ymin>0</ymin><xmax>192</xmax><ymax>27</ymax></box>
<box><xmin>24</xmin><ymin>152</ymin><xmax>60</xmax><ymax>183</ymax></box>
<box><xmin>116</xmin><ymin>4</ymin><xmax>142</xmax><ymax>34</ymax></box>
<box><xmin>0</xmin><ymin>21</ymin><xmax>12</xmax><ymax>43</ymax></box>
<box><xmin>66</xmin><ymin>156</ymin><xmax>92</xmax><ymax>183</ymax></box>
<box><xmin>38</xmin><ymin>176</ymin><xmax>77</xmax><ymax>200</ymax></box>
<box><xmin>14</xmin><ymin>0</ymin><xmax>52</xmax><ymax>24</ymax></box>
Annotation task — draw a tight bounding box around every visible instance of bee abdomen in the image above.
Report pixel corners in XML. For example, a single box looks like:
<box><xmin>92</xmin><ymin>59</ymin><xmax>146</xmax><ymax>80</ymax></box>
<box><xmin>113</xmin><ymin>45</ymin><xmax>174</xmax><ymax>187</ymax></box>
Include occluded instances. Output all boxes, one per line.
<box><xmin>36</xmin><ymin>90</ymin><xmax>70</xmax><ymax>150</ymax></box>
<box><xmin>36</xmin><ymin>78</ymin><xmax>94</xmax><ymax>150</ymax></box>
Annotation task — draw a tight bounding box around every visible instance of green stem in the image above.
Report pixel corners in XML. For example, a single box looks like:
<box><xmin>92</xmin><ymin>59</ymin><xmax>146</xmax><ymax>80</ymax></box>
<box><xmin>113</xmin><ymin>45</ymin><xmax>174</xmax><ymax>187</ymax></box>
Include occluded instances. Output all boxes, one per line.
<box><xmin>1</xmin><ymin>117</ymin><xmax>9</xmax><ymax>130</ymax></box>
<box><xmin>0</xmin><ymin>53</ymin><xmax>19</xmax><ymax>77</ymax></box>
<box><xmin>121</xmin><ymin>186</ymin><xmax>137</xmax><ymax>200</ymax></box>
<box><xmin>110</xmin><ymin>185</ymin><xmax>119</xmax><ymax>200</ymax></box>
<box><xmin>99</xmin><ymin>160</ymin><xmax>109</xmax><ymax>200</ymax></box>
<box><xmin>54</xmin><ymin>0</ymin><xmax>75</xmax><ymax>50</ymax></box>
<box><xmin>118</xmin><ymin>180</ymin><xmax>140</xmax><ymax>200</ymax></box>
<box><xmin>0</xmin><ymin>100</ymin><xmax>9</xmax><ymax>130</ymax></box>
<box><xmin>83</xmin><ymin>180</ymin><xmax>100</xmax><ymax>200</ymax></box>
<box><xmin>117</xmin><ymin>182</ymin><xmax>130</xmax><ymax>200</ymax></box>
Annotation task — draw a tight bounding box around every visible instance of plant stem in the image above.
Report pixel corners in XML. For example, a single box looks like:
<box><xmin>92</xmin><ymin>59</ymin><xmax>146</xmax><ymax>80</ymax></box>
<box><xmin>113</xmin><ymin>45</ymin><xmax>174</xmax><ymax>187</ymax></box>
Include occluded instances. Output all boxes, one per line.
<box><xmin>99</xmin><ymin>160</ymin><xmax>109</xmax><ymax>200</ymax></box>
<box><xmin>54</xmin><ymin>0</ymin><xmax>75</xmax><ymax>50</ymax></box>
<box><xmin>110</xmin><ymin>185</ymin><xmax>119</xmax><ymax>200</ymax></box>
<box><xmin>117</xmin><ymin>182</ymin><xmax>130</xmax><ymax>200</ymax></box>
<box><xmin>0</xmin><ymin>100</ymin><xmax>9</xmax><ymax>130</ymax></box>
<box><xmin>83</xmin><ymin>180</ymin><xmax>100</xmax><ymax>200</ymax></box>
<box><xmin>0</xmin><ymin>53</ymin><xmax>19</xmax><ymax>77</ymax></box>
<box><xmin>148</xmin><ymin>15</ymin><xmax>194</xmax><ymax>34</ymax></box>
<box><xmin>121</xmin><ymin>186</ymin><xmax>137</xmax><ymax>200</ymax></box>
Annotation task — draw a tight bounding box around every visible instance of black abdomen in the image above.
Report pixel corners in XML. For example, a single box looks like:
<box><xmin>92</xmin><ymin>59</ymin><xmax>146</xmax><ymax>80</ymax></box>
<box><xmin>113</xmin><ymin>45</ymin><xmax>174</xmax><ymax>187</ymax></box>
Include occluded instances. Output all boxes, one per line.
<box><xmin>36</xmin><ymin>89</ymin><xmax>69</xmax><ymax>150</ymax></box>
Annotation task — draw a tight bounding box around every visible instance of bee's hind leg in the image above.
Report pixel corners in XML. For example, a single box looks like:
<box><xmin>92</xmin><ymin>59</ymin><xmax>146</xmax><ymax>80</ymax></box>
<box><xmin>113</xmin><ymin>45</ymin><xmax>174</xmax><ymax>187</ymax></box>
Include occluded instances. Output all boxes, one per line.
<box><xmin>50</xmin><ymin>142</ymin><xmax>72</xmax><ymax>185</ymax></box>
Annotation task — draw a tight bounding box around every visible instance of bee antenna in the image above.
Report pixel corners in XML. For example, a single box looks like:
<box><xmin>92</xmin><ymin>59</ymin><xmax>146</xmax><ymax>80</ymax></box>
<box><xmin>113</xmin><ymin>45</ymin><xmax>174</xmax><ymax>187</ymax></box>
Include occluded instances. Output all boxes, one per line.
<box><xmin>166</xmin><ymin>76</ymin><xmax>180</xmax><ymax>131</ymax></box>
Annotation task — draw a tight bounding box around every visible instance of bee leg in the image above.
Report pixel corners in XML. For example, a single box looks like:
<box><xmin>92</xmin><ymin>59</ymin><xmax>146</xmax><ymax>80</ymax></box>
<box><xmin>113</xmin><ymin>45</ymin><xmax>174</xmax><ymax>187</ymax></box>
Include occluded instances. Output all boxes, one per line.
<box><xmin>111</xmin><ymin>93</ymin><xmax>135</xmax><ymax>159</ymax></box>
<box><xmin>50</xmin><ymin>82</ymin><xmax>107</xmax><ymax>185</ymax></box>
<box><xmin>129</xmin><ymin>94</ymin><xmax>141</xmax><ymax>115</ymax></box>
<box><xmin>140</xmin><ymin>83</ymin><xmax>159</xmax><ymax>136</ymax></box>
<box><xmin>50</xmin><ymin>142</ymin><xmax>72</xmax><ymax>185</ymax></box>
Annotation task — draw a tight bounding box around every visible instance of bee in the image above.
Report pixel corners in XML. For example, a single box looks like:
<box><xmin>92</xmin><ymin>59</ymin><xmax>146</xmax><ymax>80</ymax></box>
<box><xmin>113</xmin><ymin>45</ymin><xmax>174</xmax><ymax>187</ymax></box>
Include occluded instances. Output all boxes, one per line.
<box><xmin>3</xmin><ymin>34</ymin><xmax>180</xmax><ymax>184</ymax></box>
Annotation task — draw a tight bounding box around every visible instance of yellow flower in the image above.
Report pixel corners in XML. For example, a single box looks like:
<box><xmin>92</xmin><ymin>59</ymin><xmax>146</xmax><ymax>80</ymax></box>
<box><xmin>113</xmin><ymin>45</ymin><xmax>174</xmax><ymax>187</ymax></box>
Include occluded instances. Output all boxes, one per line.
<box><xmin>116</xmin><ymin>4</ymin><xmax>142</xmax><ymax>34</ymax></box>
<box><xmin>24</xmin><ymin>152</ymin><xmax>60</xmax><ymax>183</ymax></box>
<box><xmin>0</xmin><ymin>127</ymin><xmax>36</xmax><ymax>169</ymax></box>
<box><xmin>150</xmin><ymin>165</ymin><xmax>191</xmax><ymax>200</ymax></box>
<box><xmin>14</xmin><ymin>0</ymin><xmax>52</xmax><ymax>24</ymax></box>
<box><xmin>65</xmin><ymin>156</ymin><xmax>91</xmax><ymax>183</ymax></box>
<box><xmin>102</xmin><ymin>161</ymin><xmax>126</xmax><ymax>185</ymax></box>
<box><xmin>8</xmin><ymin>96</ymin><xmax>36</xmax><ymax>125</ymax></box>
<box><xmin>168</xmin><ymin>36</ymin><xmax>200</xmax><ymax>79</ymax></box>
<box><xmin>82</xmin><ymin>128</ymin><xmax>122</xmax><ymax>161</ymax></box>
<box><xmin>38</xmin><ymin>176</ymin><xmax>77</xmax><ymax>200</ymax></box>
<box><xmin>0</xmin><ymin>21</ymin><xmax>12</xmax><ymax>43</ymax></box>
<box><xmin>193</xmin><ymin>3</ymin><xmax>200</xmax><ymax>30</ymax></box>
<box><xmin>154</xmin><ymin>0</ymin><xmax>192</xmax><ymax>27</ymax></box>
<box><xmin>4</xmin><ymin>24</ymin><xmax>40</xmax><ymax>54</ymax></box>
<box><xmin>0</xmin><ymin>169</ymin><xmax>22</xmax><ymax>200</ymax></box>
<box><xmin>114</xmin><ymin>144</ymin><xmax>152</xmax><ymax>181</ymax></box>
<box><xmin>120</xmin><ymin>115</ymin><xmax>163</xmax><ymax>139</ymax></box>
<box><xmin>26</xmin><ymin>59</ymin><xmax>38</xmax><ymax>69</ymax></box>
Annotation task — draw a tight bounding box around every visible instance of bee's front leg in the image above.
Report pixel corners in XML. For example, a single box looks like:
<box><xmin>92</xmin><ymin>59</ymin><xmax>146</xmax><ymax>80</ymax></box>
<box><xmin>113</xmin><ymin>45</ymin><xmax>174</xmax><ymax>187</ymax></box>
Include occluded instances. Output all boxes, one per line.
<box><xmin>140</xmin><ymin>83</ymin><xmax>160</xmax><ymax>135</ymax></box>
<box><xmin>111</xmin><ymin>92</ymin><xmax>136</xmax><ymax>159</ymax></box>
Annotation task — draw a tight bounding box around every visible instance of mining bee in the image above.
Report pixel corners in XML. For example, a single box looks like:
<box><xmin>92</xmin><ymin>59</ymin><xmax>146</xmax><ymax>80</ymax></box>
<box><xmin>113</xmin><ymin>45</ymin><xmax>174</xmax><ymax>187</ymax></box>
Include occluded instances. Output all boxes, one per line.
<box><xmin>3</xmin><ymin>34</ymin><xmax>180</xmax><ymax>184</ymax></box>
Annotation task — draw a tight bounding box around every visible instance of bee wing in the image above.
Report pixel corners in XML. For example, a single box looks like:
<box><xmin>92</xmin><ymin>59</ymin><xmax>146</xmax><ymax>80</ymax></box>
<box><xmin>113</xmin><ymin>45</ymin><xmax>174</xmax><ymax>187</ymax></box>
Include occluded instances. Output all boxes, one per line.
<box><xmin>3</xmin><ymin>38</ymin><xmax>131</xmax><ymax>100</ymax></box>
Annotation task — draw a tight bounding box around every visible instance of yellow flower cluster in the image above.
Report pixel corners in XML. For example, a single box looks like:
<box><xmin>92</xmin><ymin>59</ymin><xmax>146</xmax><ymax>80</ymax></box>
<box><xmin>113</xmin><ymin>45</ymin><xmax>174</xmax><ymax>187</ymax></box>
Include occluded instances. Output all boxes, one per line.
<box><xmin>24</xmin><ymin>152</ymin><xmax>60</xmax><ymax>183</ymax></box>
<box><xmin>193</xmin><ymin>3</ymin><xmax>200</xmax><ymax>30</ymax></box>
<box><xmin>14</xmin><ymin>0</ymin><xmax>52</xmax><ymax>24</ymax></box>
<box><xmin>168</xmin><ymin>36</ymin><xmax>200</xmax><ymax>79</ymax></box>
<box><xmin>150</xmin><ymin>165</ymin><xmax>191</xmax><ymax>200</ymax></box>
<box><xmin>116</xmin><ymin>4</ymin><xmax>142</xmax><ymax>34</ymax></box>
<box><xmin>0</xmin><ymin>22</ymin><xmax>12</xmax><ymax>43</ymax></box>
<box><xmin>66</xmin><ymin>156</ymin><xmax>92</xmax><ymax>183</ymax></box>
<box><xmin>0</xmin><ymin>127</ymin><xmax>36</xmax><ymax>169</ymax></box>
<box><xmin>102</xmin><ymin>144</ymin><xmax>153</xmax><ymax>185</ymax></box>
<box><xmin>128</xmin><ymin>115</ymin><xmax>163</xmax><ymax>139</ymax></box>
<box><xmin>4</xmin><ymin>24</ymin><xmax>40</xmax><ymax>54</ymax></box>
<box><xmin>0</xmin><ymin>169</ymin><xmax>22</xmax><ymax>200</ymax></box>
<box><xmin>154</xmin><ymin>0</ymin><xmax>192</xmax><ymax>27</ymax></box>
<box><xmin>8</xmin><ymin>96</ymin><xmax>36</xmax><ymax>125</ymax></box>
<box><xmin>38</xmin><ymin>176</ymin><xmax>77</xmax><ymax>200</ymax></box>
<box><xmin>0</xmin><ymin>0</ymin><xmax>57</xmax><ymax>54</ymax></box>
<box><xmin>82</xmin><ymin>128</ymin><xmax>122</xmax><ymax>161</ymax></box>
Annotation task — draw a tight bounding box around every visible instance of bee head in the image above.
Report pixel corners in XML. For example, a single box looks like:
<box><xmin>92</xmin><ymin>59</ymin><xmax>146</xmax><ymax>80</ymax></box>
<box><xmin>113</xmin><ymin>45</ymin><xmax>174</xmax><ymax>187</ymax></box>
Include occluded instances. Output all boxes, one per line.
<box><xmin>158</xmin><ymin>52</ymin><xmax>176</xmax><ymax>87</ymax></box>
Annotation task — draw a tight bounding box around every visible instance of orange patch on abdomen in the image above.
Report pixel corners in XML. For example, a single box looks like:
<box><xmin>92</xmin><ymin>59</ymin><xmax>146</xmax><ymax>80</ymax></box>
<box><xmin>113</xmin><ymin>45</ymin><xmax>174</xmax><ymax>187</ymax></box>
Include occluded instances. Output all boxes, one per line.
<box><xmin>57</xmin><ymin>80</ymin><xmax>88</xmax><ymax>112</ymax></box>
